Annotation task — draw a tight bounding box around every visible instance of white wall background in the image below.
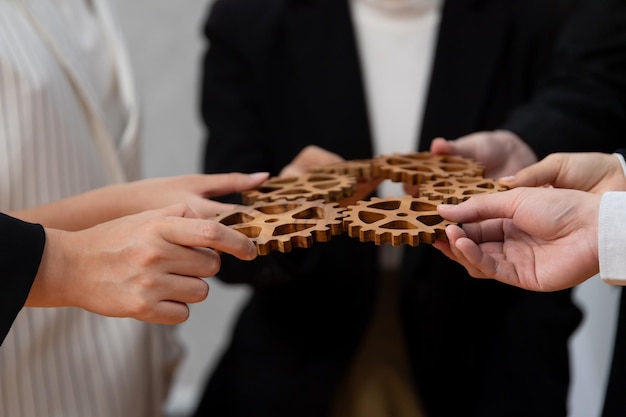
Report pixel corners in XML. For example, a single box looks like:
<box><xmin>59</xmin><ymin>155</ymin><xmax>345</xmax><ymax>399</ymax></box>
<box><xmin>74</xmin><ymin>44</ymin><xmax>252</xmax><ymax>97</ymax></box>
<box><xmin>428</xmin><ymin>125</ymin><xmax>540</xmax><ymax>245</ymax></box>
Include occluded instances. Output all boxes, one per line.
<box><xmin>110</xmin><ymin>1</ymin><xmax>621</xmax><ymax>416</ymax></box>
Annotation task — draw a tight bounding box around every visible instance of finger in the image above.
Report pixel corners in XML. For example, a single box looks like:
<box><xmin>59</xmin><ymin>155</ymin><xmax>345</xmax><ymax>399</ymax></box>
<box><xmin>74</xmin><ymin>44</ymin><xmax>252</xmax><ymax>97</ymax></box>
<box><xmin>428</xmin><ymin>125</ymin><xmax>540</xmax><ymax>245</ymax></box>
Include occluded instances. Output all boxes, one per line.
<box><xmin>461</xmin><ymin>219</ymin><xmax>506</xmax><ymax>244</ymax></box>
<box><xmin>200</xmin><ymin>172</ymin><xmax>270</xmax><ymax>197</ymax></box>
<box><xmin>453</xmin><ymin>237</ymin><xmax>499</xmax><ymax>278</ymax></box>
<box><xmin>499</xmin><ymin>154</ymin><xmax>562</xmax><ymax>188</ymax></box>
<box><xmin>161</xmin><ymin>217</ymin><xmax>257</xmax><ymax>260</ymax></box>
<box><xmin>403</xmin><ymin>183</ymin><xmax>420</xmax><ymax>197</ymax></box>
<box><xmin>430</xmin><ymin>137</ymin><xmax>456</xmax><ymax>155</ymax></box>
<box><xmin>144</xmin><ymin>300</ymin><xmax>192</xmax><ymax>325</ymax></box>
<box><xmin>437</xmin><ymin>190</ymin><xmax>523</xmax><ymax>223</ymax></box>
<box><xmin>191</xmin><ymin>199</ymin><xmax>239</xmax><ymax>219</ymax></box>
<box><xmin>432</xmin><ymin>240</ymin><xmax>454</xmax><ymax>259</ymax></box>
<box><xmin>155</xmin><ymin>274</ymin><xmax>210</xmax><ymax>303</ymax></box>
<box><xmin>445</xmin><ymin>226</ymin><xmax>487</xmax><ymax>278</ymax></box>
<box><xmin>280</xmin><ymin>164</ymin><xmax>308</xmax><ymax>178</ymax></box>
<box><xmin>160</xmin><ymin>245</ymin><xmax>223</xmax><ymax>278</ymax></box>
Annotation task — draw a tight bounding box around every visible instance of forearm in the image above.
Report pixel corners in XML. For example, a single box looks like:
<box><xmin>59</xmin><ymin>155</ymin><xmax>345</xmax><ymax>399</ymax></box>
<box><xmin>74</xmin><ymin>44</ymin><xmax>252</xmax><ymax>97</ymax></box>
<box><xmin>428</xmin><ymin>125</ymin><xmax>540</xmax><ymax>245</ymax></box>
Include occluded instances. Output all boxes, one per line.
<box><xmin>503</xmin><ymin>0</ymin><xmax>626</xmax><ymax>158</ymax></box>
<box><xmin>8</xmin><ymin>183</ymin><xmax>140</xmax><ymax>231</ymax></box>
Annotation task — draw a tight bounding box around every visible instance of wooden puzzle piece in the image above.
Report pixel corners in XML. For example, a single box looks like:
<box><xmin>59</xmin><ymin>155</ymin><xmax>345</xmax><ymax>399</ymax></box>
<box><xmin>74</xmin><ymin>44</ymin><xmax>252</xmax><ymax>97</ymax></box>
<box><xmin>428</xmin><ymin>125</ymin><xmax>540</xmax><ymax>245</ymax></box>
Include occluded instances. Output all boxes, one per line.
<box><xmin>213</xmin><ymin>198</ymin><xmax>345</xmax><ymax>255</ymax></box>
<box><xmin>373</xmin><ymin>152</ymin><xmax>484</xmax><ymax>185</ymax></box>
<box><xmin>242</xmin><ymin>173</ymin><xmax>357</xmax><ymax>205</ymax></box>
<box><xmin>342</xmin><ymin>195</ymin><xmax>455</xmax><ymax>246</ymax></box>
<box><xmin>419</xmin><ymin>177</ymin><xmax>509</xmax><ymax>203</ymax></box>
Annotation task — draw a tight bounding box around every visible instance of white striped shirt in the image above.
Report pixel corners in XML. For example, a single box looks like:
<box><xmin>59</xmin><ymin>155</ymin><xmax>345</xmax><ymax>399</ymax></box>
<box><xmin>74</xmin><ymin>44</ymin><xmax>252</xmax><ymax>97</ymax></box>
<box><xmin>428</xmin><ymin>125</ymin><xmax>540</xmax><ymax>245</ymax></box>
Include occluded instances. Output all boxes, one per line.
<box><xmin>0</xmin><ymin>1</ymin><xmax>181</xmax><ymax>416</ymax></box>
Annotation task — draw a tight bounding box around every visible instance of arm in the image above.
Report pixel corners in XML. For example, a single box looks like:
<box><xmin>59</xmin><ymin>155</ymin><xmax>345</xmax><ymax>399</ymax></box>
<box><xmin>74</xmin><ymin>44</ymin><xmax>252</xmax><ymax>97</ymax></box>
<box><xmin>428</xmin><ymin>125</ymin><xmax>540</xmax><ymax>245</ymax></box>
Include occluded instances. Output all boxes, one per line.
<box><xmin>503</xmin><ymin>0</ymin><xmax>626</xmax><ymax>159</ymax></box>
<box><xmin>1</xmin><ymin>203</ymin><xmax>258</xmax><ymax>345</ymax></box>
<box><xmin>10</xmin><ymin>172</ymin><xmax>268</xmax><ymax>230</ymax></box>
<box><xmin>431</xmin><ymin>0</ymin><xmax>626</xmax><ymax>177</ymax></box>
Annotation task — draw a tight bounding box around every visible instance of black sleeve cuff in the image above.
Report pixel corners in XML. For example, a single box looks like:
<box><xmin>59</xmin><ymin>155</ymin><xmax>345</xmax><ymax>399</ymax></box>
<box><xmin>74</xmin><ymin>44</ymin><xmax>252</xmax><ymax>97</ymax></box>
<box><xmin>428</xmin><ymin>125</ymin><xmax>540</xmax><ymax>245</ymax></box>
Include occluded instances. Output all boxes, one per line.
<box><xmin>0</xmin><ymin>213</ymin><xmax>46</xmax><ymax>345</ymax></box>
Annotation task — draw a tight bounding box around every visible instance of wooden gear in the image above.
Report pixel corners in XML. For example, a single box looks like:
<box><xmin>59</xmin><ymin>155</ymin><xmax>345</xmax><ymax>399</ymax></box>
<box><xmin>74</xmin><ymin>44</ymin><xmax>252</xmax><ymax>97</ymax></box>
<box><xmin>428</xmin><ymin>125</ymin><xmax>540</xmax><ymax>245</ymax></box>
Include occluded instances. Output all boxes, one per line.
<box><xmin>419</xmin><ymin>177</ymin><xmax>509</xmax><ymax>203</ymax></box>
<box><xmin>373</xmin><ymin>152</ymin><xmax>484</xmax><ymax>184</ymax></box>
<box><xmin>223</xmin><ymin>153</ymin><xmax>506</xmax><ymax>254</ymax></box>
<box><xmin>212</xmin><ymin>198</ymin><xmax>345</xmax><ymax>255</ymax></box>
<box><xmin>308</xmin><ymin>159</ymin><xmax>377</xmax><ymax>180</ymax></box>
<box><xmin>242</xmin><ymin>172</ymin><xmax>357</xmax><ymax>205</ymax></box>
<box><xmin>342</xmin><ymin>196</ymin><xmax>454</xmax><ymax>246</ymax></box>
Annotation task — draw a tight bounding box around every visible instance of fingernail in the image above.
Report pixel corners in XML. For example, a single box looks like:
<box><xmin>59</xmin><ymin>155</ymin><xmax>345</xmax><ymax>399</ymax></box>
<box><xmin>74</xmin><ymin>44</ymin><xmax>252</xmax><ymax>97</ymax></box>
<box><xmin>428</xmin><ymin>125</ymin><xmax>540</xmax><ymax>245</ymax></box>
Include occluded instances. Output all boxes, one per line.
<box><xmin>249</xmin><ymin>172</ymin><xmax>270</xmax><ymax>181</ymax></box>
<box><xmin>499</xmin><ymin>175</ymin><xmax>516</xmax><ymax>182</ymax></box>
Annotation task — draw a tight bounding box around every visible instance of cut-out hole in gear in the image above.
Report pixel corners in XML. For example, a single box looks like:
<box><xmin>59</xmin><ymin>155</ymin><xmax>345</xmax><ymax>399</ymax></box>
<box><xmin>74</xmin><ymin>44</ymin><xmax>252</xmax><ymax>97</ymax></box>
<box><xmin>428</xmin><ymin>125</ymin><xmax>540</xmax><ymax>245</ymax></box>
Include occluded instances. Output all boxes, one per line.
<box><xmin>343</xmin><ymin>195</ymin><xmax>454</xmax><ymax>246</ymax></box>
<box><xmin>212</xmin><ymin>198</ymin><xmax>345</xmax><ymax>255</ymax></box>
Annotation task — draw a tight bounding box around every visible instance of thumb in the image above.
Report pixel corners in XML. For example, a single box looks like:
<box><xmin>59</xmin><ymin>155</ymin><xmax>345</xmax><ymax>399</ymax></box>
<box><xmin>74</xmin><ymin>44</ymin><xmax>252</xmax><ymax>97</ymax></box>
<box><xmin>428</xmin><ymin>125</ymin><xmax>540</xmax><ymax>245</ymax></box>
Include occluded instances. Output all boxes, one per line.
<box><xmin>499</xmin><ymin>156</ymin><xmax>560</xmax><ymax>188</ymax></box>
<box><xmin>430</xmin><ymin>137</ymin><xmax>457</xmax><ymax>155</ymax></box>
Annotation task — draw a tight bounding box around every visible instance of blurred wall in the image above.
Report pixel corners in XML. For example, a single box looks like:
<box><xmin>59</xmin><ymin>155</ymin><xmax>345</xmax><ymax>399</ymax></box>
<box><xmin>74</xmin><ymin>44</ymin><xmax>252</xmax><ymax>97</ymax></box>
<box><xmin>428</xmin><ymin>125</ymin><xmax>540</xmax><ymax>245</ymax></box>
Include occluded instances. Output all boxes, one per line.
<box><xmin>110</xmin><ymin>1</ymin><xmax>619</xmax><ymax>416</ymax></box>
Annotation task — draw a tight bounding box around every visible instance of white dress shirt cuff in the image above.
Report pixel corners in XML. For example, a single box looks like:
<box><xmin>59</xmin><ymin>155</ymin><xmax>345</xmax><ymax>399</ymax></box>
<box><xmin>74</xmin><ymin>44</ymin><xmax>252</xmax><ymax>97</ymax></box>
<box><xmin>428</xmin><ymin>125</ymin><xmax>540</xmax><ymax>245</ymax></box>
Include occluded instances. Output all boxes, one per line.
<box><xmin>600</xmin><ymin>191</ymin><xmax>626</xmax><ymax>285</ymax></box>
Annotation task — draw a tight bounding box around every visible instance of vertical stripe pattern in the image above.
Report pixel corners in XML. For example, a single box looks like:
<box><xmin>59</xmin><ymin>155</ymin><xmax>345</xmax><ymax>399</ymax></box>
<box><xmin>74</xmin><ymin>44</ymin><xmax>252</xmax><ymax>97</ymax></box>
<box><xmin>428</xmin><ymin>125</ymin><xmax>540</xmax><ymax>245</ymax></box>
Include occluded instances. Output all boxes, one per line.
<box><xmin>0</xmin><ymin>1</ymin><xmax>182</xmax><ymax>416</ymax></box>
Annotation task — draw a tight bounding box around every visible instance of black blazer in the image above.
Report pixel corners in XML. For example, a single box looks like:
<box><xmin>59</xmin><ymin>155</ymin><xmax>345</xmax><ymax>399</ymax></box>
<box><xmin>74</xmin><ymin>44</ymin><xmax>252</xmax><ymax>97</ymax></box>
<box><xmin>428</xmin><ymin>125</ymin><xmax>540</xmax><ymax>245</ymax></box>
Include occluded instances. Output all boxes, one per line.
<box><xmin>195</xmin><ymin>0</ymin><xmax>624</xmax><ymax>416</ymax></box>
<box><xmin>0</xmin><ymin>214</ymin><xmax>45</xmax><ymax>345</ymax></box>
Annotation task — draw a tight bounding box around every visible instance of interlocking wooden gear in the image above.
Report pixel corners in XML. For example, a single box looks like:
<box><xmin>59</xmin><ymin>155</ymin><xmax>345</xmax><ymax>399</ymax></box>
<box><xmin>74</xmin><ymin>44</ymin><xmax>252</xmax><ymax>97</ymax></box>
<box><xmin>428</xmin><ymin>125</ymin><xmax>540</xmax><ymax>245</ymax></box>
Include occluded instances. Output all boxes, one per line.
<box><xmin>373</xmin><ymin>152</ymin><xmax>484</xmax><ymax>185</ymax></box>
<box><xmin>419</xmin><ymin>177</ymin><xmax>509</xmax><ymax>203</ymax></box>
<box><xmin>342</xmin><ymin>195</ymin><xmax>455</xmax><ymax>246</ymax></box>
<box><xmin>213</xmin><ymin>198</ymin><xmax>345</xmax><ymax>255</ymax></box>
<box><xmin>308</xmin><ymin>159</ymin><xmax>377</xmax><ymax>180</ymax></box>
<box><xmin>231</xmin><ymin>152</ymin><xmax>508</xmax><ymax>253</ymax></box>
<box><xmin>242</xmin><ymin>173</ymin><xmax>357</xmax><ymax>205</ymax></box>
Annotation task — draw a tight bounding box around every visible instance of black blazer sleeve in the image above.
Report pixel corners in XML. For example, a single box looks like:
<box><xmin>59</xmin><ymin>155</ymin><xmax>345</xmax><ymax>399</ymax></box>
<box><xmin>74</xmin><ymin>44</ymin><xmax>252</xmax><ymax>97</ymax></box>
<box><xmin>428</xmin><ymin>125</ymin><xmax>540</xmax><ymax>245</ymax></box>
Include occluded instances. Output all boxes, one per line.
<box><xmin>502</xmin><ymin>0</ymin><xmax>626</xmax><ymax>158</ymax></box>
<box><xmin>0</xmin><ymin>213</ymin><xmax>45</xmax><ymax>345</ymax></box>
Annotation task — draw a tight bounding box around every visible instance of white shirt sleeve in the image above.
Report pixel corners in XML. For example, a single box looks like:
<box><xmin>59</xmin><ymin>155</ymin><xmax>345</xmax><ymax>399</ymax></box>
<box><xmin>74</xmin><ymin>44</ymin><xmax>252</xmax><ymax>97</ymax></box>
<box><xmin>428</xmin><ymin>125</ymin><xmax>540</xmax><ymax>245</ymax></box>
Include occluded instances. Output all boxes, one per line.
<box><xmin>599</xmin><ymin>191</ymin><xmax>626</xmax><ymax>285</ymax></box>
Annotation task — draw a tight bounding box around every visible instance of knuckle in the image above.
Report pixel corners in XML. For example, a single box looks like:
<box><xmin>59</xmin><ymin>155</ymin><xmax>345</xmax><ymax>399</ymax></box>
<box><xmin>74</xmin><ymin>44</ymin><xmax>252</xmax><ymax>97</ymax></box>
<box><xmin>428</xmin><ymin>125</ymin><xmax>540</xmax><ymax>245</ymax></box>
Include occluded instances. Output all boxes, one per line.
<box><xmin>199</xmin><ymin>220</ymin><xmax>225</xmax><ymax>244</ymax></box>
<box><xmin>127</xmin><ymin>298</ymin><xmax>153</xmax><ymax>319</ymax></box>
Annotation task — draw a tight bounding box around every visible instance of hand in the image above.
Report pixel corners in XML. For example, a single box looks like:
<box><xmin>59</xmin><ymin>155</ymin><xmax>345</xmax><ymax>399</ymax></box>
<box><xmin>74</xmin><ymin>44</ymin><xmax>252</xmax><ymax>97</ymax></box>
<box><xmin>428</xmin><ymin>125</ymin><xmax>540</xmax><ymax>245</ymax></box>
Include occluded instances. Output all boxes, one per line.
<box><xmin>430</xmin><ymin>130</ymin><xmax>537</xmax><ymax>178</ymax></box>
<box><xmin>499</xmin><ymin>152</ymin><xmax>626</xmax><ymax>193</ymax></box>
<box><xmin>279</xmin><ymin>145</ymin><xmax>343</xmax><ymax>177</ymax></box>
<box><xmin>28</xmin><ymin>204</ymin><xmax>258</xmax><ymax>324</ymax></box>
<box><xmin>433</xmin><ymin>187</ymin><xmax>601</xmax><ymax>291</ymax></box>
<box><xmin>119</xmin><ymin>172</ymin><xmax>271</xmax><ymax>219</ymax></box>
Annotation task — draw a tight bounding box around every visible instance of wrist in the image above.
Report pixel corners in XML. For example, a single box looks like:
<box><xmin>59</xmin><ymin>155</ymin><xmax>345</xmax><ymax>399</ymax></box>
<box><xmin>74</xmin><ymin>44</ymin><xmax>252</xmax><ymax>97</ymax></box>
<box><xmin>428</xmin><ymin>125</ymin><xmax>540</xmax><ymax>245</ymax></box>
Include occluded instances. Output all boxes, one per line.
<box><xmin>26</xmin><ymin>228</ymin><xmax>74</xmax><ymax>308</ymax></box>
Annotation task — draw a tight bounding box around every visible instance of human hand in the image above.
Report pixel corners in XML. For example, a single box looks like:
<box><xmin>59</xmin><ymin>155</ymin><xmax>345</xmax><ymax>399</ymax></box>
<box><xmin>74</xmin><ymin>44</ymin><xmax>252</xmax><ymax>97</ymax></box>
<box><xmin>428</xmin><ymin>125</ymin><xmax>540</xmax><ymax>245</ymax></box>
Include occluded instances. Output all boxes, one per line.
<box><xmin>499</xmin><ymin>152</ymin><xmax>626</xmax><ymax>193</ymax></box>
<box><xmin>279</xmin><ymin>145</ymin><xmax>343</xmax><ymax>177</ymax></box>
<box><xmin>122</xmin><ymin>172</ymin><xmax>270</xmax><ymax>219</ymax></box>
<box><xmin>430</xmin><ymin>130</ymin><xmax>537</xmax><ymax>178</ymax></box>
<box><xmin>28</xmin><ymin>204</ymin><xmax>258</xmax><ymax>324</ymax></box>
<box><xmin>433</xmin><ymin>187</ymin><xmax>601</xmax><ymax>291</ymax></box>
